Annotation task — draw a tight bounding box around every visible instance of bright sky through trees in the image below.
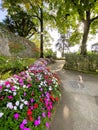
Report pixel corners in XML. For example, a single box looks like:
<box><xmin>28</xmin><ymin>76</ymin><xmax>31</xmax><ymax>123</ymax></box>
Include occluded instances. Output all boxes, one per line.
<box><xmin>0</xmin><ymin>0</ymin><xmax>7</xmax><ymax>22</ymax></box>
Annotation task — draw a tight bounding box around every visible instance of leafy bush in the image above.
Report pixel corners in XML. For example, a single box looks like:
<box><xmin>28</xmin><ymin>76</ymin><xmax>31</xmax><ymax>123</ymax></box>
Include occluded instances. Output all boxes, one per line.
<box><xmin>44</xmin><ymin>49</ymin><xmax>56</xmax><ymax>58</ymax></box>
<box><xmin>64</xmin><ymin>53</ymin><xmax>98</xmax><ymax>72</ymax></box>
<box><xmin>0</xmin><ymin>59</ymin><xmax>61</xmax><ymax>130</ymax></box>
<box><xmin>0</xmin><ymin>57</ymin><xmax>36</xmax><ymax>79</ymax></box>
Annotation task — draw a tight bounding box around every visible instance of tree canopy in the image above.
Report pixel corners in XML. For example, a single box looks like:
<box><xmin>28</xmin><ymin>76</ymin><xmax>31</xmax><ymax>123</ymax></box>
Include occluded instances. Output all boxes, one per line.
<box><xmin>2</xmin><ymin>0</ymin><xmax>55</xmax><ymax>57</ymax></box>
<box><xmin>3</xmin><ymin>5</ymin><xmax>38</xmax><ymax>39</ymax></box>
<box><xmin>2</xmin><ymin>0</ymin><xmax>98</xmax><ymax>56</ymax></box>
<box><xmin>50</xmin><ymin>0</ymin><xmax>98</xmax><ymax>55</ymax></box>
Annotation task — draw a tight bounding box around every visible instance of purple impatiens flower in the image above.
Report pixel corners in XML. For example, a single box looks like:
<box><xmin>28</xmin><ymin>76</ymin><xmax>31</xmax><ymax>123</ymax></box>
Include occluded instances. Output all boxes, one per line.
<box><xmin>30</xmin><ymin>98</ymin><xmax>34</xmax><ymax>103</ymax></box>
<box><xmin>42</xmin><ymin>112</ymin><xmax>46</xmax><ymax>118</ymax></box>
<box><xmin>46</xmin><ymin>122</ymin><xmax>50</xmax><ymax>128</ymax></box>
<box><xmin>20</xmin><ymin>123</ymin><xmax>24</xmax><ymax>129</ymax></box>
<box><xmin>22</xmin><ymin>119</ymin><xmax>27</xmax><ymax>125</ymax></box>
<box><xmin>20</xmin><ymin>119</ymin><xmax>30</xmax><ymax>130</ymax></box>
<box><xmin>23</xmin><ymin>128</ymin><xmax>31</xmax><ymax>130</ymax></box>
<box><xmin>24</xmin><ymin>92</ymin><xmax>26</xmax><ymax>96</ymax></box>
<box><xmin>34</xmin><ymin>119</ymin><xmax>41</xmax><ymax>126</ymax></box>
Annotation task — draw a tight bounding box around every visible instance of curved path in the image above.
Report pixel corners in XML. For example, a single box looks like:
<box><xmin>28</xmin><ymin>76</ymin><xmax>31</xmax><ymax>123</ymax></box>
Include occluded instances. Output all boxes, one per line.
<box><xmin>48</xmin><ymin>60</ymin><xmax>98</xmax><ymax>130</ymax></box>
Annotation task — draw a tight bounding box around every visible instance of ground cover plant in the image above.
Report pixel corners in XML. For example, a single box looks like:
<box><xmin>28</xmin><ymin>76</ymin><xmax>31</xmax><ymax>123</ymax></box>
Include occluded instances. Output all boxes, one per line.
<box><xmin>0</xmin><ymin>56</ymin><xmax>36</xmax><ymax>79</ymax></box>
<box><xmin>0</xmin><ymin>58</ymin><xmax>61</xmax><ymax>130</ymax></box>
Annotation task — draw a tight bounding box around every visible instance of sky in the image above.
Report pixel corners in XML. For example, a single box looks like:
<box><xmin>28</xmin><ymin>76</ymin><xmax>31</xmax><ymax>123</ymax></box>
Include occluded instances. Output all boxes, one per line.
<box><xmin>0</xmin><ymin>0</ymin><xmax>7</xmax><ymax>22</ymax></box>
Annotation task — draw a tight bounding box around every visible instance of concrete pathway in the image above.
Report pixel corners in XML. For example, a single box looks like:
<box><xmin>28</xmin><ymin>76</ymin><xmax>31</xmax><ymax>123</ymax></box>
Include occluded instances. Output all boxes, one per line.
<box><xmin>48</xmin><ymin>60</ymin><xmax>98</xmax><ymax>130</ymax></box>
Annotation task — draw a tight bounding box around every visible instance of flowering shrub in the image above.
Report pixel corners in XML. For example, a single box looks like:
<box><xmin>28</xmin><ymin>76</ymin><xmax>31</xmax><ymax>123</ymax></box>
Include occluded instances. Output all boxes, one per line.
<box><xmin>0</xmin><ymin>58</ymin><xmax>61</xmax><ymax>130</ymax></box>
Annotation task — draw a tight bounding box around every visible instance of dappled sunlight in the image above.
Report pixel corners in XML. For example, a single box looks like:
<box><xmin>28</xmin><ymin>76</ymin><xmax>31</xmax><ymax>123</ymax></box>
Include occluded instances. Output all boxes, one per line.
<box><xmin>48</xmin><ymin>60</ymin><xmax>65</xmax><ymax>73</ymax></box>
<box><xmin>49</xmin><ymin>60</ymin><xmax>65</xmax><ymax>72</ymax></box>
<box><xmin>74</xmin><ymin>96</ymin><xmax>79</xmax><ymax>101</ymax></box>
<box><xmin>63</xmin><ymin>105</ymin><xmax>70</xmax><ymax>120</ymax></box>
<box><xmin>57</xmin><ymin>51</ymin><xmax>61</xmax><ymax>58</ymax></box>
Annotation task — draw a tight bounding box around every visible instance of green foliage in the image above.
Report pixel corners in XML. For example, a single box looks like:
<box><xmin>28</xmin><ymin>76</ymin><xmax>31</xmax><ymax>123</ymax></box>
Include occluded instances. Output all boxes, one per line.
<box><xmin>69</xmin><ymin>30</ymin><xmax>82</xmax><ymax>46</ymax></box>
<box><xmin>0</xmin><ymin>55</ymin><xmax>8</xmax><ymax>64</ymax></box>
<box><xmin>3</xmin><ymin>5</ymin><xmax>38</xmax><ymax>38</ymax></box>
<box><xmin>0</xmin><ymin>57</ymin><xmax>36</xmax><ymax>79</ymax></box>
<box><xmin>64</xmin><ymin>53</ymin><xmax>98</xmax><ymax>73</ymax></box>
<box><xmin>3</xmin><ymin>0</ymin><xmax>98</xmax><ymax>56</ymax></box>
<box><xmin>49</xmin><ymin>0</ymin><xmax>98</xmax><ymax>55</ymax></box>
<box><xmin>90</xmin><ymin>19</ymin><xmax>98</xmax><ymax>34</ymax></box>
<box><xmin>44</xmin><ymin>49</ymin><xmax>56</xmax><ymax>58</ymax></box>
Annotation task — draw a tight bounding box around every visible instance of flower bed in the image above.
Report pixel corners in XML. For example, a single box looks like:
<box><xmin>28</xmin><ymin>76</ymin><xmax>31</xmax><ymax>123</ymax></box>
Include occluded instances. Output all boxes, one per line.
<box><xmin>0</xmin><ymin>58</ymin><xmax>61</xmax><ymax>130</ymax></box>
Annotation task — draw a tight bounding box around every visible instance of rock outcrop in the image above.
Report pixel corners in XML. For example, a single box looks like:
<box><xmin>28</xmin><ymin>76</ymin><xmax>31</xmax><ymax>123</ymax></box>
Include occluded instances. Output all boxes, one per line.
<box><xmin>0</xmin><ymin>24</ymin><xmax>39</xmax><ymax>58</ymax></box>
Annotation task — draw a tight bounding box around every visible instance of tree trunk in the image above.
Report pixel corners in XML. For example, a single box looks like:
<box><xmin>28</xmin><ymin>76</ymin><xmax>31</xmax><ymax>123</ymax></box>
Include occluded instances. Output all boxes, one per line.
<box><xmin>40</xmin><ymin>5</ymin><xmax>44</xmax><ymax>58</ymax></box>
<box><xmin>80</xmin><ymin>20</ymin><xmax>90</xmax><ymax>55</ymax></box>
<box><xmin>62</xmin><ymin>42</ymin><xmax>64</xmax><ymax>57</ymax></box>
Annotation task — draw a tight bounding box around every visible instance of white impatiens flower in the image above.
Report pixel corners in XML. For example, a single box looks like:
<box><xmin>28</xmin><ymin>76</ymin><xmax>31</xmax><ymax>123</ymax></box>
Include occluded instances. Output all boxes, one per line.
<box><xmin>38</xmin><ymin>85</ymin><xmax>41</xmax><ymax>88</ymax></box>
<box><xmin>0</xmin><ymin>112</ymin><xmax>4</xmax><ymax>118</ymax></box>
<box><xmin>21</xmin><ymin>99</ymin><xmax>25</xmax><ymax>102</ymax></box>
<box><xmin>7</xmin><ymin>102</ymin><xmax>13</xmax><ymax>109</ymax></box>
<box><xmin>14</xmin><ymin>85</ymin><xmax>19</xmax><ymax>90</ymax></box>
<box><xmin>13</xmin><ymin>86</ymin><xmax>17</xmax><ymax>89</ymax></box>
<box><xmin>14</xmin><ymin>106</ymin><xmax>17</xmax><ymax>110</ymax></box>
<box><xmin>6</xmin><ymin>84</ymin><xmax>10</xmax><ymax>88</ymax></box>
<box><xmin>30</xmin><ymin>73</ymin><xmax>34</xmax><ymax>76</ymax></box>
<box><xmin>12</xmin><ymin>79</ymin><xmax>18</xmax><ymax>84</ymax></box>
<box><xmin>40</xmin><ymin>81</ymin><xmax>43</xmax><ymax>86</ymax></box>
<box><xmin>4</xmin><ymin>89</ymin><xmax>9</xmax><ymax>92</ymax></box>
<box><xmin>8</xmin><ymin>90</ymin><xmax>12</xmax><ymax>93</ymax></box>
<box><xmin>23</xmin><ymin>85</ymin><xmax>27</xmax><ymax>88</ymax></box>
<box><xmin>49</xmin><ymin>86</ymin><xmax>53</xmax><ymax>91</ymax></box>
<box><xmin>15</xmin><ymin>101</ymin><xmax>19</xmax><ymax>106</ymax></box>
<box><xmin>24</xmin><ymin>101</ymin><xmax>28</xmax><ymax>105</ymax></box>
<box><xmin>23</xmin><ymin>85</ymin><xmax>26</xmax><ymax>88</ymax></box>
<box><xmin>20</xmin><ymin>104</ymin><xmax>24</xmax><ymax>109</ymax></box>
<box><xmin>0</xmin><ymin>80</ymin><xmax>4</xmax><ymax>86</ymax></box>
<box><xmin>13</xmin><ymin>92</ymin><xmax>17</xmax><ymax>96</ymax></box>
<box><xmin>44</xmin><ymin>80</ymin><xmax>47</xmax><ymax>86</ymax></box>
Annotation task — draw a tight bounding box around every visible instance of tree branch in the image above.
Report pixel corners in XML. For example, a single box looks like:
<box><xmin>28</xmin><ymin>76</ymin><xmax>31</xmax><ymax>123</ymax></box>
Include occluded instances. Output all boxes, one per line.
<box><xmin>86</xmin><ymin>11</ymin><xmax>90</xmax><ymax>21</ymax></box>
<box><xmin>90</xmin><ymin>15</ymin><xmax>98</xmax><ymax>23</ymax></box>
<box><xmin>27</xmin><ymin>32</ymin><xmax>35</xmax><ymax>39</ymax></box>
<box><xmin>32</xmin><ymin>14</ymin><xmax>41</xmax><ymax>21</ymax></box>
<box><xmin>29</xmin><ymin>2</ymin><xmax>41</xmax><ymax>21</ymax></box>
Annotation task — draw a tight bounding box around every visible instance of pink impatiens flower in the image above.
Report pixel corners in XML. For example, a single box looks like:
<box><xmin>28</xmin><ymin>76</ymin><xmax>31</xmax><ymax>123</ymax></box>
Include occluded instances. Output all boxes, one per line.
<box><xmin>19</xmin><ymin>78</ymin><xmax>23</xmax><ymax>83</ymax></box>
<box><xmin>10</xmin><ymin>87</ymin><xmax>15</xmax><ymax>91</ymax></box>
<box><xmin>0</xmin><ymin>86</ymin><xmax>2</xmax><ymax>90</ymax></box>
<box><xmin>5</xmin><ymin>81</ymin><xmax>10</xmax><ymax>86</ymax></box>
<box><xmin>14</xmin><ymin>113</ymin><xmax>19</xmax><ymax>119</ymax></box>
<box><xmin>8</xmin><ymin>95</ymin><xmax>13</xmax><ymax>99</ymax></box>
<box><xmin>47</xmin><ymin>111</ymin><xmax>51</xmax><ymax>118</ymax></box>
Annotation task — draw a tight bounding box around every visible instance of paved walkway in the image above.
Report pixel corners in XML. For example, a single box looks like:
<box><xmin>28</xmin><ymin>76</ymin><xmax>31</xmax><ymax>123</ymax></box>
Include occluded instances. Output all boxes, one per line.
<box><xmin>48</xmin><ymin>60</ymin><xmax>98</xmax><ymax>130</ymax></box>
